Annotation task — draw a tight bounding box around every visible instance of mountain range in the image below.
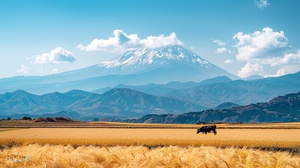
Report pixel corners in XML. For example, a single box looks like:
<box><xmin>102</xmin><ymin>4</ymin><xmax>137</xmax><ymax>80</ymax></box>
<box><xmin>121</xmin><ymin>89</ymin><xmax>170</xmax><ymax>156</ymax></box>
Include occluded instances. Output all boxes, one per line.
<box><xmin>0</xmin><ymin>45</ymin><xmax>235</xmax><ymax>94</ymax></box>
<box><xmin>1</xmin><ymin>71</ymin><xmax>299</xmax><ymax>121</ymax></box>
<box><xmin>125</xmin><ymin>92</ymin><xmax>300</xmax><ymax>123</ymax></box>
<box><xmin>0</xmin><ymin>89</ymin><xmax>204</xmax><ymax>120</ymax></box>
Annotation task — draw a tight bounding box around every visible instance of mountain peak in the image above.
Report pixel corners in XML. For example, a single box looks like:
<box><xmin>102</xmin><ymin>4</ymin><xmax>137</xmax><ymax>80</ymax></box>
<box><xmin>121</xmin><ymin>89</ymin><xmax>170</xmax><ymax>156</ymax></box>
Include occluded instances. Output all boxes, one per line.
<box><xmin>4</xmin><ymin>89</ymin><xmax>30</xmax><ymax>97</ymax></box>
<box><xmin>99</xmin><ymin>45</ymin><xmax>211</xmax><ymax>69</ymax></box>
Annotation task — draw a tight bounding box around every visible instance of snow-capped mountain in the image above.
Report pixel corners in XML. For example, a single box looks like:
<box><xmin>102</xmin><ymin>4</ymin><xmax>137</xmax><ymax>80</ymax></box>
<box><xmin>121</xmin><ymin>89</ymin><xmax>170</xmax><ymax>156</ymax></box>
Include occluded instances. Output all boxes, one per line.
<box><xmin>0</xmin><ymin>45</ymin><xmax>235</xmax><ymax>94</ymax></box>
<box><xmin>76</xmin><ymin>45</ymin><xmax>234</xmax><ymax>79</ymax></box>
<box><xmin>50</xmin><ymin>45</ymin><xmax>234</xmax><ymax>82</ymax></box>
<box><xmin>99</xmin><ymin>45</ymin><xmax>211</xmax><ymax>72</ymax></box>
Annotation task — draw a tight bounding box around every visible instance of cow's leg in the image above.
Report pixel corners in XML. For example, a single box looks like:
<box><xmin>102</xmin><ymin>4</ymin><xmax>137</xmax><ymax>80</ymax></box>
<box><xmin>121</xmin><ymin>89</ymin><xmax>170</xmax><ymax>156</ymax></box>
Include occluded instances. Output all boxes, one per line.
<box><xmin>213</xmin><ymin>129</ymin><xmax>217</xmax><ymax>135</ymax></box>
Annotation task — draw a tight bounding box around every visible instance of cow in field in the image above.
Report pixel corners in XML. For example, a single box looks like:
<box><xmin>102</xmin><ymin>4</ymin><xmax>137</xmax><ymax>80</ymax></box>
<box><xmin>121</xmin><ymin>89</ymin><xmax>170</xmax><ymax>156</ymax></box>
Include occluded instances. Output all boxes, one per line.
<box><xmin>197</xmin><ymin>125</ymin><xmax>217</xmax><ymax>135</ymax></box>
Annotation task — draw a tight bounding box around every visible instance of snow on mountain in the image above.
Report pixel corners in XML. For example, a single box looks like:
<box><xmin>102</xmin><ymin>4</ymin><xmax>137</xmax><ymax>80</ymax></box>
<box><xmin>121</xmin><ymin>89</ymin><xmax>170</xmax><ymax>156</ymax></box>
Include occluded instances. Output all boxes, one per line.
<box><xmin>100</xmin><ymin>45</ymin><xmax>210</xmax><ymax>69</ymax></box>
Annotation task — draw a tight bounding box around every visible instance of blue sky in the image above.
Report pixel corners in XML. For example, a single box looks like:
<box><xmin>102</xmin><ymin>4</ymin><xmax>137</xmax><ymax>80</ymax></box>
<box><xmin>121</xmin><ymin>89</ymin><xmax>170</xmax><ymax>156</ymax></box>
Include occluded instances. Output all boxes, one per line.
<box><xmin>1</xmin><ymin>0</ymin><xmax>300</xmax><ymax>78</ymax></box>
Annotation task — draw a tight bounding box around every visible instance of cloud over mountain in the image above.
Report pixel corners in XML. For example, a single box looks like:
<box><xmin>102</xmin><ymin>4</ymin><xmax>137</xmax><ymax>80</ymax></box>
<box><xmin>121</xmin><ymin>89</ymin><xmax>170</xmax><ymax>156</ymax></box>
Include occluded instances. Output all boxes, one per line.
<box><xmin>16</xmin><ymin>64</ymin><xmax>29</xmax><ymax>74</ymax></box>
<box><xmin>238</xmin><ymin>63</ymin><xmax>264</xmax><ymax>78</ymax></box>
<box><xmin>77</xmin><ymin>30</ymin><xmax>183</xmax><ymax>53</ymax></box>
<box><xmin>233</xmin><ymin>27</ymin><xmax>300</xmax><ymax>78</ymax></box>
<box><xmin>33</xmin><ymin>47</ymin><xmax>76</xmax><ymax>64</ymax></box>
<box><xmin>263</xmin><ymin>50</ymin><xmax>300</xmax><ymax>67</ymax></box>
<box><xmin>233</xmin><ymin>27</ymin><xmax>288</xmax><ymax>61</ymax></box>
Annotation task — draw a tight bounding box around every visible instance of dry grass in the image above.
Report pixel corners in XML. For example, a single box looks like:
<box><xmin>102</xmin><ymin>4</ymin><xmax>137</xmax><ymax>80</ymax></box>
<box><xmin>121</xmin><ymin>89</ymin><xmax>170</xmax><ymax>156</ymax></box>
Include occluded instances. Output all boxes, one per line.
<box><xmin>0</xmin><ymin>128</ymin><xmax>300</xmax><ymax>148</ymax></box>
<box><xmin>0</xmin><ymin>144</ymin><xmax>299</xmax><ymax>168</ymax></box>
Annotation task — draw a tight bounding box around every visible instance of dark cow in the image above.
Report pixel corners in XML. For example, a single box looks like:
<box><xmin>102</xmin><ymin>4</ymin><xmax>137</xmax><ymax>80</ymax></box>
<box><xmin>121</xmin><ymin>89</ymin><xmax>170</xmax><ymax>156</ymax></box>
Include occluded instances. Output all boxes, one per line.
<box><xmin>197</xmin><ymin>125</ymin><xmax>217</xmax><ymax>135</ymax></box>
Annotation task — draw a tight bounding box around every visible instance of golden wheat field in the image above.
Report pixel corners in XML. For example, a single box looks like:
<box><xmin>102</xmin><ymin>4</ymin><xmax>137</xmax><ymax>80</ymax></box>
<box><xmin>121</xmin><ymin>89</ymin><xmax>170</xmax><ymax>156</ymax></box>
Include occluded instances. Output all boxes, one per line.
<box><xmin>1</xmin><ymin>144</ymin><xmax>300</xmax><ymax>168</ymax></box>
<box><xmin>1</xmin><ymin>122</ymin><xmax>300</xmax><ymax>167</ymax></box>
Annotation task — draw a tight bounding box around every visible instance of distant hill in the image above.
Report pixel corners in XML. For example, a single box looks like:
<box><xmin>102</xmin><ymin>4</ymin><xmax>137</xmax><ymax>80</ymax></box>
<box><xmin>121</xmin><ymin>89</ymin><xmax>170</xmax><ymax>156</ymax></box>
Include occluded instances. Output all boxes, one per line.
<box><xmin>0</xmin><ymin>88</ymin><xmax>205</xmax><ymax>120</ymax></box>
<box><xmin>164</xmin><ymin>71</ymin><xmax>300</xmax><ymax>108</ymax></box>
<box><xmin>127</xmin><ymin>92</ymin><xmax>300</xmax><ymax>123</ymax></box>
<box><xmin>244</xmin><ymin>75</ymin><xmax>264</xmax><ymax>80</ymax></box>
<box><xmin>214</xmin><ymin>102</ymin><xmax>240</xmax><ymax>110</ymax></box>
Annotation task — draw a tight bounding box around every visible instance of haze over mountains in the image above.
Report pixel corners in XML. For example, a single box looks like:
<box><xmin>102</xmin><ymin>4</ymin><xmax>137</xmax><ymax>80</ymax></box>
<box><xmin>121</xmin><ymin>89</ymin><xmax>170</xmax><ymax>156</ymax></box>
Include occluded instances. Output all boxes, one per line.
<box><xmin>0</xmin><ymin>45</ymin><xmax>235</xmax><ymax>94</ymax></box>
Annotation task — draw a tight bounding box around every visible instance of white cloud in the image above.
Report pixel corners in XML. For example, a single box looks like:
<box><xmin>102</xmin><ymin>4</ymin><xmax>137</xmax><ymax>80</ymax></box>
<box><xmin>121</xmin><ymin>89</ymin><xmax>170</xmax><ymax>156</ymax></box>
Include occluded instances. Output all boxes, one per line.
<box><xmin>275</xmin><ymin>68</ymin><xmax>288</xmax><ymax>77</ymax></box>
<box><xmin>215</xmin><ymin>47</ymin><xmax>233</xmax><ymax>54</ymax></box>
<box><xmin>34</xmin><ymin>47</ymin><xmax>76</xmax><ymax>64</ymax></box>
<box><xmin>224</xmin><ymin>59</ymin><xmax>233</xmax><ymax>64</ymax></box>
<box><xmin>216</xmin><ymin>48</ymin><xmax>228</xmax><ymax>54</ymax></box>
<box><xmin>231</xmin><ymin>27</ymin><xmax>300</xmax><ymax>77</ymax></box>
<box><xmin>275</xmin><ymin>67</ymin><xmax>293</xmax><ymax>77</ymax></box>
<box><xmin>213</xmin><ymin>39</ymin><xmax>232</xmax><ymax>54</ymax></box>
<box><xmin>262</xmin><ymin>50</ymin><xmax>300</xmax><ymax>77</ymax></box>
<box><xmin>262</xmin><ymin>50</ymin><xmax>300</xmax><ymax>67</ymax></box>
<box><xmin>233</xmin><ymin>27</ymin><xmax>288</xmax><ymax>61</ymax></box>
<box><xmin>142</xmin><ymin>32</ymin><xmax>183</xmax><ymax>48</ymax></box>
<box><xmin>255</xmin><ymin>0</ymin><xmax>269</xmax><ymax>9</ymax></box>
<box><xmin>238</xmin><ymin>63</ymin><xmax>264</xmax><ymax>78</ymax></box>
<box><xmin>77</xmin><ymin>30</ymin><xmax>183</xmax><ymax>53</ymax></box>
<box><xmin>16</xmin><ymin>64</ymin><xmax>29</xmax><ymax>74</ymax></box>
<box><xmin>213</xmin><ymin>39</ymin><xmax>225</xmax><ymax>46</ymax></box>
<box><xmin>265</xmin><ymin>66</ymin><xmax>300</xmax><ymax>78</ymax></box>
